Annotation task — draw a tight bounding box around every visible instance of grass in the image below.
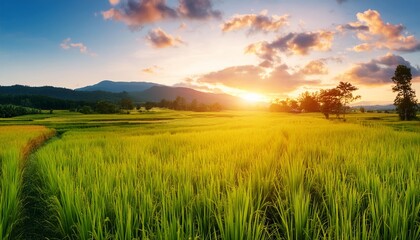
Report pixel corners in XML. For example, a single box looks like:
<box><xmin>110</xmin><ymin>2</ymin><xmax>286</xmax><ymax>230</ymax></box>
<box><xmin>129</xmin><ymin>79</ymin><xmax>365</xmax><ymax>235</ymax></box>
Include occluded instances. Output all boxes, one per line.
<box><xmin>1</xmin><ymin>110</ymin><xmax>419</xmax><ymax>239</ymax></box>
<box><xmin>0</xmin><ymin>125</ymin><xmax>54</xmax><ymax>239</ymax></box>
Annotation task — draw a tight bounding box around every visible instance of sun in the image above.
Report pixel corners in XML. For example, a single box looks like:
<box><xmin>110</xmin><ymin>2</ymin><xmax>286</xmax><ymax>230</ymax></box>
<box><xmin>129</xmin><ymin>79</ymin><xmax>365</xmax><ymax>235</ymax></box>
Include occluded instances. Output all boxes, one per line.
<box><xmin>241</xmin><ymin>93</ymin><xmax>266</xmax><ymax>103</ymax></box>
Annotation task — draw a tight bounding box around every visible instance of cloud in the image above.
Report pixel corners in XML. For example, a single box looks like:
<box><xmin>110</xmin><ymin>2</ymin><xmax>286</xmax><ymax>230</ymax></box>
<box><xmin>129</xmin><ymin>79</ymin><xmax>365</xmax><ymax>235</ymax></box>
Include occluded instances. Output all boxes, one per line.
<box><xmin>246</xmin><ymin>31</ymin><xmax>334</xmax><ymax>64</ymax></box>
<box><xmin>142</xmin><ymin>65</ymin><xmax>161</xmax><ymax>73</ymax></box>
<box><xmin>109</xmin><ymin>0</ymin><xmax>120</xmax><ymax>6</ymax></box>
<box><xmin>196</xmin><ymin>64</ymin><xmax>319</xmax><ymax>93</ymax></box>
<box><xmin>339</xmin><ymin>53</ymin><xmax>420</xmax><ymax>85</ymax></box>
<box><xmin>222</xmin><ymin>11</ymin><xmax>289</xmax><ymax>33</ymax></box>
<box><xmin>146</xmin><ymin>28</ymin><xmax>184</xmax><ymax>48</ymax></box>
<box><xmin>245</xmin><ymin>41</ymin><xmax>278</xmax><ymax>64</ymax></box>
<box><xmin>102</xmin><ymin>0</ymin><xmax>221</xmax><ymax>28</ymax></box>
<box><xmin>178</xmin><ymin>0</ymin><xmax>221</xmax><ymax>19</ymax></box>
<box><xmin>102</xmin><ymin>0</ymin><xmax>178</xmax><ymax>29</ymax></box>
<box><xmin>339</xmin><ymin>9</ymin><xmax>420</xmax><ymax>52</ymax></box>
<box><xmin>300</xmin><ymin>60</ymin><xmax>329</xmax><ymax>75</ymax></box>
<box><xmin>60</xmin><ymin>38</ymin><xmax>96</xmax><ymax>56</ymax></box>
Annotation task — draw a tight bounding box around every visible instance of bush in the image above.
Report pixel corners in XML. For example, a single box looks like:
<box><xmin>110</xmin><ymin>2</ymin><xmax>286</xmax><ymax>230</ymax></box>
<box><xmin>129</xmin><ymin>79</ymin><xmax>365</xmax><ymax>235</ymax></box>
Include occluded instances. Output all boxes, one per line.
<box><xmin>0</xmin><ymin>104</ymin><xmax>41</xmax><ymax>118</ymax></box>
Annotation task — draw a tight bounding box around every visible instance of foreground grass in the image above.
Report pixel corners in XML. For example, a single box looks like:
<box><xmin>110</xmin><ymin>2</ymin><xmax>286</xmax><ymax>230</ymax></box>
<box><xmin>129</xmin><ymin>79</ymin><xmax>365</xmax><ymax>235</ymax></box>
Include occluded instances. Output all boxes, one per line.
<box><xmin>25</xmin><ymin>112</ymin><xmax>420</xmax><ymax>239</ymax></box>
<box><xmin>0</xmin><ymin>125</ymin><xmax>54</xmax><ymax>239</ymax></box>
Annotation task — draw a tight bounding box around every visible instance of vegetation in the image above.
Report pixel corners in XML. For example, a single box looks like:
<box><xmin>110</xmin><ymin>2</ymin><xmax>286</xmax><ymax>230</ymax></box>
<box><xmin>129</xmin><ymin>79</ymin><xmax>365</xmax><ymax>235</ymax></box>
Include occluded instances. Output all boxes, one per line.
<box><xmin>0</xmin><ymin>104</ymin><xmax>41</xmax><ymax>118</ymax></box>
<box><xmin>270</xmin><ymin>82</ymin><xmax>360</xmax><ymax>119</ymax></box>
<box><xmin>0</xmin><ymin>111</ymin><xmax>417</xmax><ymax>239</ymax></box>
<box><xmin>147</xmin><ymin>97</ymin><xmax>223</xmax><ymax>112</ymax></box>
<box><xmin>392</xmin><ymin>65</ymin><xmax>418</xmax><ymax>120</ymax></box>
<box><xmin>0</xmin><ymin>126</ymin><xmax>54</xmax><ymax>239</ymax></box>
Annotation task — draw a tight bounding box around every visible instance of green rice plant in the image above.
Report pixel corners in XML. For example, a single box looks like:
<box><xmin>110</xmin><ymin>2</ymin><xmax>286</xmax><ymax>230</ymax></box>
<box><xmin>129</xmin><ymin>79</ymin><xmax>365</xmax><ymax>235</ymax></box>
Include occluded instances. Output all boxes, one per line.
<box><xmin>20</xmin><ymin>112</ymin><xmax>420</xmax><ymax>239</ymax></box>
<box><xmin>0</xmin><ymin>125</ymin><xmax>53</xmax><ymax>239</ymax></box>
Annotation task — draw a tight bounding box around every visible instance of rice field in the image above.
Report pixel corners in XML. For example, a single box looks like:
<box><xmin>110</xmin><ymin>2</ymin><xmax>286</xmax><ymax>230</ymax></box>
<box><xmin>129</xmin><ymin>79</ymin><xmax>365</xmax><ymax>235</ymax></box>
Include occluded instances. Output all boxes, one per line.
<box><xmin>0</xmin><ymin>125</ymin><xmax>54</xmax><ymax>239</ymax></box>
<box><xmin>1</xmin><ymin>111</ymin><xmax>419</xmax><ymax>239</ymax></box>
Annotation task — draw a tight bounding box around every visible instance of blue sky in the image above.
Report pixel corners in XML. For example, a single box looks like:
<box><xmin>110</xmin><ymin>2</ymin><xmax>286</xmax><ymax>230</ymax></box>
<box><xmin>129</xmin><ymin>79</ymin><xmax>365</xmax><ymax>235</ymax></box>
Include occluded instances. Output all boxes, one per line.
<box><xmin>1</xmin><ymin>0</ymin><xmax>420</xmax><ymax>103</ymax></box>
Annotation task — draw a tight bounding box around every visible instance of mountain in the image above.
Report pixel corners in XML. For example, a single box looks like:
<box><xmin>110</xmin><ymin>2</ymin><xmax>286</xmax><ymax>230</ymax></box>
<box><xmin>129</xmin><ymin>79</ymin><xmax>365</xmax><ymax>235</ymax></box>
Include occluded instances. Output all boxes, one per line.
<box><xmin>0</xmin><ymin>85</ymin><xmax>128</xmax><ymax>102</ymax></box>
<box><xmin>75</xmin><ymin>80</ymin><xmax>162</xmax><ymax>93</ymax></box>
<box><xmin>130</xmin><ymin>86</ymin><xmax>241</xmax><ymax>107</ymax></box>
<box><xmin>353</xmin><ymin>104</ymin><xmax>396</xmax><ymax>111</ymax></box>
<box><xmin>0</xmin><ymin>83</ymin><xmax>243</xmax><ymax>109</ymax></box>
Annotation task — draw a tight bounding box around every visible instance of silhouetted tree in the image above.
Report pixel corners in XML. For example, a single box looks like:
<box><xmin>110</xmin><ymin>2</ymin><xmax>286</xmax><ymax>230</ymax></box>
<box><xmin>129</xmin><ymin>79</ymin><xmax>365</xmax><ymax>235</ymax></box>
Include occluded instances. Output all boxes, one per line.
<box><xmin>318</xmin><ymin>88</ymin><xmax>341</xmax><ymax>119</ymax></box>
<box><xmin>336</xmin><ymin>82</ymin><xmax>360</xmax><ymax>119</ymax></box>
<box><xmin>392</xmin><ymin>65</ymin><xmax>418</xmax><ymax>120</ymax></box>
<box><xmin>190</xmin><ymin>99</ymin><xmax>198</xmax><ymax>111</ymax></box>
<box><xmin>359</xmin><ymin>107</ymin><xmax>365</xmax><ymax>113</ymax></box>
<box><xmin>298</xmin><ymin>91</ymin><xmax>319</xmax><ymax>112</ymax></box>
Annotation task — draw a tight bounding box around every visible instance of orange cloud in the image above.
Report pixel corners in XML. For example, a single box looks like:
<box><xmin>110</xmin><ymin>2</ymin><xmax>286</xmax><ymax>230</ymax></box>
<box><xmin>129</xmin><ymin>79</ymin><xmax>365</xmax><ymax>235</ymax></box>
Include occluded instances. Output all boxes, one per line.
<box><xmin>340</xmin><ymin>9</ymin><xmax>420</xmax><ymax>52</ymax></box>
<box><xmin>222</xmin><ymin>11</ymin><xmax>289</xmax><ymax>33</ymax></box>
<box><xmin>246</xmin><ymin>31</ymin><xmax>334</xmax><ymax>64</ymax></box>
<box><xmin>109</xmin><ymin>0</ymin><xmax>120</xmax><ymax>6</ymax></box>
<box><xmin>146</xmin><ymin>28</ymin><xmax>185</xmax><ymax>48</ymax></box>
<box><xmin>300</xmin><ymin>60</ymin><xmax>328</xmax><ymax>75</ymax></box>
<box><xmin>196</xmin><ymin>64</ymin><xmax>319</xmax><ymax>93</ymax></box>
<box><xmin>353</xmin><ymin>43</ymin><xmax>374</xmax><ymax>52</ymax></box>
<box><xmin>339</xmin><ymin>53</ymin><xmax>420</xmax><ymax>85</ymax></box>
<box><xmin>102</xmin><ymin>0</ymin><xmax>221</xmax><ymax>29</ymax></box>
<box><xmin>60</xmin><ymin>38</ymin><xmax>96</xmax><ymax>56</ymax></box>
<box><xmin>102</xmin><ymin>0</ymin><xmax>177</xmax><ymax>29</ymax></box>
<box><xmin>142</xmin><ymin>65</ymin><xmax>161</xmax><ymax>74</ymax></box>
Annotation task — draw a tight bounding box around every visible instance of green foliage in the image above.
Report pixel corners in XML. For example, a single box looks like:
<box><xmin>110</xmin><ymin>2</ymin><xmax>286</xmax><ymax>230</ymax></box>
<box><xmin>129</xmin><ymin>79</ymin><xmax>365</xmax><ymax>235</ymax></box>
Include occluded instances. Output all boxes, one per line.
<box><xmin>95</xmin><ymin>101</ymin><xmax>119</xmax><ymax>114</ymax></box>
<box><xmin>0</xmin><ymin>126</ymin><xmax>53</xmax><ymax>239</ymax></box>
<box><xmin>119</xmin><ymin>98</ymin><xmax>133</xmax><ymax>110</ymax></box>
<box><xmin>0</xmin><ymin>104</ymin><xmax>41</xmax><ymax>118</ymax></box>
<box><xmin>392</xmin><ymin>65</ymin><xmax>418</xmax><ymax>120</ymax></box>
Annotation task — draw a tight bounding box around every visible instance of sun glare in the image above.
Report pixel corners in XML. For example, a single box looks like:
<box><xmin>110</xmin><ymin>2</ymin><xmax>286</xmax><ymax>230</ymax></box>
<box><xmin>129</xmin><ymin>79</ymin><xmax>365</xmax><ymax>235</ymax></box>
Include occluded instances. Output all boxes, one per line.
<box><xmin>241</xmin><ymin>93</ymin><xmax>266</xmax><ymax>103</ymax></box>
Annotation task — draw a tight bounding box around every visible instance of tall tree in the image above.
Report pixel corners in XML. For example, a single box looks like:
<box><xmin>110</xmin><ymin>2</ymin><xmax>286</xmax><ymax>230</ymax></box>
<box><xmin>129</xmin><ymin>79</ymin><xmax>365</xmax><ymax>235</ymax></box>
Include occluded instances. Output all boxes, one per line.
<box><xmin>318</xmin><ymin>88</ymin><xmax>341</xmax><ymax>119</ymax></box>
<box><xmin>336</xmin><ymin>82</ymin><xmax>360</xmax><ymax>120</ymax></box>
<box><xmin>298</xmin><ymin>91</ymin><xmax>319</xmax><ymax>112</ymax></box>
<box><xmin>392</xmin><ymin>65</ymin><xmax>418</xmax><ymax>120</ymax></box>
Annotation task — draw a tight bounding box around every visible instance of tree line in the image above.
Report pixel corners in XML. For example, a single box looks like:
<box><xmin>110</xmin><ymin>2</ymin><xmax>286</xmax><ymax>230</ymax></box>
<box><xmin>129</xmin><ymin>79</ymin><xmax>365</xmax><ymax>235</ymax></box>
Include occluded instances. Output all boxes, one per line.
<box><xmin>270</xmin><ymin>65</ymin><xmax>418</xmax><ymax>121</ymax></box>
<box><xmin>0</xmin><ymin>104</ymin><xmax>41</xmax><ymax>118</ymax></box>
<box><xmin>270</xmin><ymin>81</ymin><xmax>360</xmax><ymax>120</ymax></box>
<box><xmin>143</xmin><ymin>97</ymin><xmax>223</xmax><ymax>112</ymax></box>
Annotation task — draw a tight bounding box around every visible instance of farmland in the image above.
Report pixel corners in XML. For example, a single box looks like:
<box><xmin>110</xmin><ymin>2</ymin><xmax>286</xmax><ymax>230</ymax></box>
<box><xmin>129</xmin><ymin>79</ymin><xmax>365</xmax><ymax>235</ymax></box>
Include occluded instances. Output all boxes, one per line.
<box><xmin>0</xmin><ymin>110</ymin><xmax>419</xmax><ymax>239</ymax></box>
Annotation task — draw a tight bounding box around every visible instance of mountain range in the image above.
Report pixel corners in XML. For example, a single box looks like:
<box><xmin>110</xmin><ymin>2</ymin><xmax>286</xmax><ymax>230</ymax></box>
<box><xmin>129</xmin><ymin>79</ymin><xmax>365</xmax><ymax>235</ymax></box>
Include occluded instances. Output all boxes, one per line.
<box><xmin>0</xmin><ymin>81</ymin><xmax>242</xmax><ymax>109</ymax></box>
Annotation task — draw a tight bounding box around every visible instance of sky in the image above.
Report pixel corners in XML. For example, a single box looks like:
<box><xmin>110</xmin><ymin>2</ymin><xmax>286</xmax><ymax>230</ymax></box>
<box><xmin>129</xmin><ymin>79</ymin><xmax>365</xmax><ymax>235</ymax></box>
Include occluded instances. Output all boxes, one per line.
<box><xmin>1</xmin><ymin>0</ymin><xmax>420</xmax><ymax>104</ymax></box>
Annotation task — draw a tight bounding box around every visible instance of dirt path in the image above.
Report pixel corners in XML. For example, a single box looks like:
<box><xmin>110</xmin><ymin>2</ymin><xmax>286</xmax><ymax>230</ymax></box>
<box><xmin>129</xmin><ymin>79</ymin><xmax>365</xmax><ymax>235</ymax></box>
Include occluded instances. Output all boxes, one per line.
<box><xmin>17</xmin><ymin>129</ymin><xmax>57</xmax><ymax>239</ymax></box>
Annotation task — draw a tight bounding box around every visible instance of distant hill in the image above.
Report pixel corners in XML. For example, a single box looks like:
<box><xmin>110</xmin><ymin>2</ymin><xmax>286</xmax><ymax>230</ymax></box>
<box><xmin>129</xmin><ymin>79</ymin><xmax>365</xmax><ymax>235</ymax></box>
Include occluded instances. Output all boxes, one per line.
<box><xmin>75</xmin><ymin>80</ymin><xmax>162</xmax><ymax>93</ymax></box>
<box><xmin>0</xmin><ymin>85</ymin><xmax>128</xmax><ymax>102</ymax></box>
<box><xmin>130</xmin><ymin>86</ymin><xmax>241</xmax><ymax>107</ymax></box>
<box><xmin>352</xmin><ymin>104</ymin><xmax>395</xmax><ymax>111</ymax></box>
<box><xmin>0</xmin><ymin>83</ymin><xmax>242</xmax><ymax>109</ymax></box>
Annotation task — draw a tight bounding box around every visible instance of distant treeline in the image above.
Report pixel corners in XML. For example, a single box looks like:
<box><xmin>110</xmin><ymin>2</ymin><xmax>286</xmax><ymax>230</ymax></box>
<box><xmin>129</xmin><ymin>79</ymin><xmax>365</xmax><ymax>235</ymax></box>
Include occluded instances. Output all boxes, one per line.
<box><xmin>0</xmin><ymin>104</ymin><xmax>41</xmax><ymax>118</ymax></box>
<box><xmin>142</xmin><ymin>97</ymin><xmax>223</xmax><ymax>112</ymax></box>
<box><xmin>0</xmin><ymin>85</ymin><xmax>128</xmax><ymax>102</ymax></box>
<box><xmin>0</xmin><ymin>94</ymin><xmax>94</xmax><ymax>110</ymax></box>
<box><xmin>270</xmin><ymin>82</ymin><xmax>360</xmax><ymax>119</ymax></box>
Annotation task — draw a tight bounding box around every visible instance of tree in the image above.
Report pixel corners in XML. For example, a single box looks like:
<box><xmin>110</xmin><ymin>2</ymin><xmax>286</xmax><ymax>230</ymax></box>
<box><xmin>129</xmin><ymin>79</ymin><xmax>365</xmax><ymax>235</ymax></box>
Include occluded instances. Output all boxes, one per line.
<box><xmin>298</xmin><ymin>91</ymin><xmax>319</xmax><ymax>112</ymax></box>
<box><xmin>119</xmin><ymin>98</ymin><xmax>133</xmax><ymax>110</ymax></box>
<box><xmin>336</xmin><ymin>82</ymin><xmax>360</xmax><ymax>119</ymax></box>
<box><xmin>318</xmin><ymin>88</ymin><xmax>341</xmax><ymax>119</ymax></box>
<box><xmin>144</xmin><ymin>102</ymin><xmax>154</xmax><ymax>111</ymax></box>
<box><xmin>392</xmin><ymin>65</ymin><xmax>418</xmax><ymax>120</ymax></box>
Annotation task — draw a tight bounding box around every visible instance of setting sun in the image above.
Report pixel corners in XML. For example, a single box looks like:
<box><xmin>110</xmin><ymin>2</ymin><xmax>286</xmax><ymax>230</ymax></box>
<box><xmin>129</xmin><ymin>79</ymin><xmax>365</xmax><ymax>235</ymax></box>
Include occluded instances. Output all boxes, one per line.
<box><xmin>241</xmin><ymin>93</ymin><xmax>267</xmax><ymax>103</ymax></box>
